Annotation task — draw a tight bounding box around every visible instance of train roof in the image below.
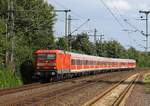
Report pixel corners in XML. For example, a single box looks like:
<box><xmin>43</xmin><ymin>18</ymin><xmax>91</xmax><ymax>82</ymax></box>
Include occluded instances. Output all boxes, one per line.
<box><xmin>35</xmin><ymin>49</ymin><xmax>136</xmax><ymax>63</ymax></box>
<box><xmin>35</xmin><ymin>49</ymin><xmax>63</xmax><ymax>54</ymax></box>
<box><xmin>69</xmin><ymin>52</ymin><xmax>135</xmax><ymax>63</ymax></box>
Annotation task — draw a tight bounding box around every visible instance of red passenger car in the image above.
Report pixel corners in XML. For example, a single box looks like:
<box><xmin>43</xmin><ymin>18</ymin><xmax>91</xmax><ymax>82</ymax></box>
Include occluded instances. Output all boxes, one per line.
<box><xmin>34</xmin><ymin>50</ymin><xmax>136</xmax><ymax>81</ymax></box>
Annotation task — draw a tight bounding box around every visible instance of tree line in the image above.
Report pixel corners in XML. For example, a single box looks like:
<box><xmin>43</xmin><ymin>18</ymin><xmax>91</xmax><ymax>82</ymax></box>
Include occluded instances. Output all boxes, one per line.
<box><xmin>0</xmin><ymin>0</ymin><xmax>149</xmax><ymax>71</ymax></box>
<box><xmin>0</xmin><ymin>0</ymin><xmax>56</xmax><ymax>69</ymax></box>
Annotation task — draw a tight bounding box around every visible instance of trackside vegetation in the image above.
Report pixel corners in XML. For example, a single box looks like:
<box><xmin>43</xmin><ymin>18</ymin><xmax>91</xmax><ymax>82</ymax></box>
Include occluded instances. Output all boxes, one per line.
<box><xmin>143</xmin><ymin>73</ymin><xmax>150</xmax><ymax>93</ymax></box>
<box><xmin>0</xmin><ymin>68</ymin><xmax>22</xmax><ymax>88</ymax></box>
<box><xmin>0</xmin><ymin>0</ymin><xmax>55</xmax><ymax>87</ymax></box>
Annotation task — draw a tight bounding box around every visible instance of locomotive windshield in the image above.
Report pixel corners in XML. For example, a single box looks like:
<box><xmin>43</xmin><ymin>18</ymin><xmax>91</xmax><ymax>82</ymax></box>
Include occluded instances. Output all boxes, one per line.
<box><xmin>37</xmin><ymin>54</ymin><xmax>56</xmax><ymax>60</ymax></box>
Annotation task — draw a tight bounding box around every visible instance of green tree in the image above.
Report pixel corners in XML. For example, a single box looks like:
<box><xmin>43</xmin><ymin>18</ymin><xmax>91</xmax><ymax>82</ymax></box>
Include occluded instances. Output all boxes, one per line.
<box><xmin>0</xmin><ymin>18</ymin><xmax>6</xmax><ymax>65</ymax></box>
<box><xmin>0</xmin><ymin>0</ymin><xmax>56</xmax><ymax>68</ymax></box>
<box><xmin>127</xmin><ymin>47</ymin><xmax>138</xmax><ymax>59</ymax></box>
<box><xmin>56</xmin><ymin>37</ymin><xmax>68</xmax><ymax>50</ymax></box>
<box><xmin>71</xmin><ymin>33</ymin><xmax>95</xmax><ymax>55</ymax></box>
<box><xmin>97</xmin><ymin>40</ymin><xmax>125</xmax><ymax>58</ymax></box>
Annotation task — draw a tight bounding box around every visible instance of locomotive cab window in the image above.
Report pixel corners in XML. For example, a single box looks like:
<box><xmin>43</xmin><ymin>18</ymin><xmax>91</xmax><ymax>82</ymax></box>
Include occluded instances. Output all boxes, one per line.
<box><xmin>47</xmin><ymin>54</ymin><xmax>56</xmax><ymax>60</ymax></box>
<box><xmin>37</xmin><ymin>54</ymin><xmax>56</xmax><ymax>60</ymax></box>
<box><xmin>37</xmin><ymin>54</ymin><xmax>46</xmax><ymax>60</ymax></box>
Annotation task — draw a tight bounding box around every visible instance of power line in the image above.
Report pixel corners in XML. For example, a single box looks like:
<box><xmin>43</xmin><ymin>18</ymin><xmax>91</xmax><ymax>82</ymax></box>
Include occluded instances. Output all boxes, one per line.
<box><xmin>55</xmin><ymin>9</ymin><xmax>71</xmax><ymax>37</ymax></box>
<box><xmin>99</xmin><ymin>0</ymin><xmax>125</xmax><ymax>29</ymax></box>
<box><xmin>139</xmin><ymin>10</ymin><xmax>150</xmax><ymax>53</ymax></box>
<box><xmin>49</xmin><ymin>0</ymin><xmax>92</xmax><ymax>36</ymax></box>
<box><xmin>70</xmin><ymin>19</ymin><xmax>90</xmax><ymax>35</ymax></box>
<box><xmin>52</xmin><ymin>0</ymin><xmax>68</xmax><ymax>10</ymax></box>
<box><xmin>124</xmin><ymin>19</ymin><xmax>143</xmax><ymax>34</ymax></box>
<box><xmin>110</xmin><ymin>0</ymin><xmax>125</xmax><ymax>20</ymax></box>
<box><xmin>109</xmin><ymin>0</ymin><xmax>145</xmax><ymax>38</ymax></box>
<box><xmin>97</xmin><ymin>0</ymin><xmax>140</xmax><ymax>50</ymax></box>
<box><xmin>123</xmin><ymin>29</ymin><xmax>141</xmax><ymax>49</ymax></box>
<box><xmin>68</xmin><ymin>19</ymin><xmax>90</xmax><ymax>52</ymax></box>
<box><xmin>109</xmin><ymin>0</ymin><xmax>134</xmax><ymax>28</ymax></box>
<box><xmin>123</xmin><ymin>19</ymin><xmax>148</xmax><ymax>52</ymax></box>
<box><xmin>51</xmin><ymin>0</ymin><xmax>86</xmax><ymax>20</ymax></box>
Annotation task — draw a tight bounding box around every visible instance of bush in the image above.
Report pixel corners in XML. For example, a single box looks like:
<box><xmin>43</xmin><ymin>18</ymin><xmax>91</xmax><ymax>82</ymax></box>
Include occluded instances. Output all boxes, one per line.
<box><xmin>0</xmin><ymin>68</ymin><xmax>22</xmax><ymax>88</ymax></box>
<box><xmin>143</xmin><ymin>73</ymin><xmax>150</xmax><ymax>94</ymax></box>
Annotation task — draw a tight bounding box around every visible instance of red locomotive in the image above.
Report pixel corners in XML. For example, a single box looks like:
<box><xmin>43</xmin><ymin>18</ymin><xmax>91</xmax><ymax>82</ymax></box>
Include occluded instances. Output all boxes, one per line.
<box><xmin>34</xmin><ymin>49</ymin><xmax>136</xmax><ymax>81</ymax></box>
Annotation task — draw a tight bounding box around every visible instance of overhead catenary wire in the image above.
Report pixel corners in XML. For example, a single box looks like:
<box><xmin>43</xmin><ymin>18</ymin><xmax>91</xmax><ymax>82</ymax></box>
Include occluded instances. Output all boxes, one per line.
<box><xmin>124</xmin><ymin>19</ymin><xmax>142</xmax><ymax>34</ymax></box>
<box><xmin>109</xmin><ymin>0</ymin><xmax>145</xmax><ymax>48</ymax></box>
<box><xmin>56</xmin><ymin>18</ymin><xmax>78</xmax><ymax>34</ymax></box>
<box><xmin>110</xmin><ymin>0</ymin><xmax>126</xmax><ymax>20</ymax></box>
<box><xmin>48</xmin><ymin>0</ymin><xmax>93</xmax><ymax>38</ymax></box>
<box><xmin>107</xmin><ymin>0</ymin><xmax>143</xmax><ymax>47</ymax></box>
<box><xmin>123</xmin><ymin>20</ymin><xmax>144</xmax><ymax>50</ymax></box>
<box><xmin>109</xmin><ymin>0</ymin><xmax>139</xmax><ymax>23</ymax></box>
<box><xmin>123</xmin><ymin>30</ymin><xmax>142</xmax><ymax>48</ymax></box>
<box><xmin>99</xmin><ymin>1</ymin><xmax>134</xmax><ymax>31</ymax></box>
<box><xmin>109</xmin><ymin>0</ymin><xmax>134</xmax><ymax>27</ymax></box>
<box><xmin>98</xmin><ymin>0</ymin><xmax>125</xmax><ymax>29</ymax></box>
<box><xmin>51</xmin><ymin>0</ymin><xmax>86</xmax><ymax>20</ymax></box>
<box><xmin>52</xmin><ymin>0</ymin><xmax>68</xmax><ymax>10</ymax></box>
<box><xmin>98</xmin><ymin>0</ymin><xmax>142</xmax><ymax>50</ymax></box>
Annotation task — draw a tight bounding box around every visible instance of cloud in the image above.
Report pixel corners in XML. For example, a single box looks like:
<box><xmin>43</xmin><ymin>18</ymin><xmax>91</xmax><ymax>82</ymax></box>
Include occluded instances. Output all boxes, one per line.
<box><xmin>106</xmin><ymin>0</ymin><xmax>131</xmax><ymax>11</ymax></box>
<box><xmin>136</xmin><ymin>3</ymin><xmax>150</xmax><ymax>10</ymax></box>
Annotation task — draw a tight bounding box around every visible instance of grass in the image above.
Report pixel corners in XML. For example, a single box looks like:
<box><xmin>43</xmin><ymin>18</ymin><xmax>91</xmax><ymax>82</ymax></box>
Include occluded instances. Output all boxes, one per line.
<box><xmin>143</xmin><ymin>73</ymin><xmax>150</xmax><ymax>94</ymax></box>
<box><xmin>0</xmin><ymin>68</ymin><xmax>22</xmax><ymax>89</ymax></box>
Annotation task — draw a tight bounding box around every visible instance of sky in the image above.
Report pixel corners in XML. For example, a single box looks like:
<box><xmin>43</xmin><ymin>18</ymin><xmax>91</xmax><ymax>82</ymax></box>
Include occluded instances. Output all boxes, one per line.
<box><xmin>46</xmin><ymin>0</ymin><xmax>150</xmax><ymax>51</ymax></box>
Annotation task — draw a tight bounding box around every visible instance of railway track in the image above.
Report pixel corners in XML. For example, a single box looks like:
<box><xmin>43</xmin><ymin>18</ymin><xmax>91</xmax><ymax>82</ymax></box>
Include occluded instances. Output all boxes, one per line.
<box><xmin>8</xmin><ymin>72</ymin><xmax>135</xmax><ymax>106</ymax></box>
<box><xmin>83</xmin><ymin>73</ymin><xmax>140</xmax><ymax>106</ymax></box>
<box><xmin>2</xmin><ymin>76</ymin><xmax>107</xmax><ymax>106</ymax></box>
<box><xmin>0</xmin><ymin>83</ymin><xmax>41</xmax><ymax>96</ymax></box>
<box><xmin>0</xmin><ymin>72</ymin><xmax>112</xmax><ymax>106</ymax></box>
<box><xmin>0</xmin><ymin>73</ymin><xmax>97</xmax><ymax>97</ymax></box>
<box><xmin>0</xmin><ymin>71</ymin><xmax>139</xmax><ymax>106</ymax></box>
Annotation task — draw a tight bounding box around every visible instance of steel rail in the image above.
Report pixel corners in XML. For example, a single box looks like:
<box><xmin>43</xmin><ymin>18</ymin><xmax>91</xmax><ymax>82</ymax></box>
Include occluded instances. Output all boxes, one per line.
<box><xmin>83</xmin><ymin>74</ymin><xmax>139</xmax><ymax>106</ymax></box>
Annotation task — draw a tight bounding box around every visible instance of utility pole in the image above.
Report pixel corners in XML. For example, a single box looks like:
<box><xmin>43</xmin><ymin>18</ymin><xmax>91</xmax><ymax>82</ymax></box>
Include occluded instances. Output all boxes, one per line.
<box><xmin>99</xmin><ymin>34</ymin><xmax>104</xmax><ymax>54</ymax></box>
<box><xmin>65</xmin><ymin>10</ymin><xmax>71</xmax><ymax>37</ymax></box>
<box><xmin>89</xmin><ymin>29</ymin><xmax>104</xmax><ymax>44</ymax></box>
<box><xmin>88</xmin><ymin>29</ymin><xmax>104</xmax><ymax>55</ymax></box>
<box><xmin>68</xmin><ymin>15</ymin><xmax>71</xmax><ymax>35</ymax></box>
<box><xmin>94</xmin><ymin>29</ymin><xmax>97</xmax><ymax>55</ymax></box>
<box><xmin>93</xmin><ymin>29</ymin><xmax>104</xmax><ymax>43</ymax></box>
<box><xmin>54</xmin><ymin>10</ymin><xmax>71</xmax><ymax>37</ymax></box>
<box><xmin>94</xmin><ymin>29</ymin><xmax>97</xmax><ymax>44</ymax></box>
<box><xmin>67</xmin><ymin>15</ymin><xmax>79</xmax><ymax>51</ymax></box>
<box><xmin>68</xmin><ymin>15</ymin><xmax>71</xmax><ymax>51</ymax></box>
<box><xmin>99</xmin><ymin>34</ymin><xmax>104</xmax><ymax>43</ymax></box>
<box><xmin>139</xmin><ymin>10</ymin><xmax>150</xmax><ymax>53</ymax></box>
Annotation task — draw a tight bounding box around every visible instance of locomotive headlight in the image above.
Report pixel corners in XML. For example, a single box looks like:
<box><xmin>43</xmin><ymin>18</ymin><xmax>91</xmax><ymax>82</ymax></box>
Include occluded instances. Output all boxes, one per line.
<box><xmin>37</xmin><ymin>63</ymin><xmax>44</xmax><ymax>66</ymax></box>
<box><xmin>48</xmin><ymin>62</ymin><xmax>56</xmax><ymax>66</ymax></box>
<box><xmin>52</xmin><ymin>63</ymin><xmax>56</xmax><ymax>66</ymax></box>
<box><xmin>51</xmin><ymin>72</ymin><xmax>55</xmax><ymax>75</ymax></box>
<box><xmin>36</xmin><ymin>72</ymin><xmax>41</xmax><ymax>75</ymax></box>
